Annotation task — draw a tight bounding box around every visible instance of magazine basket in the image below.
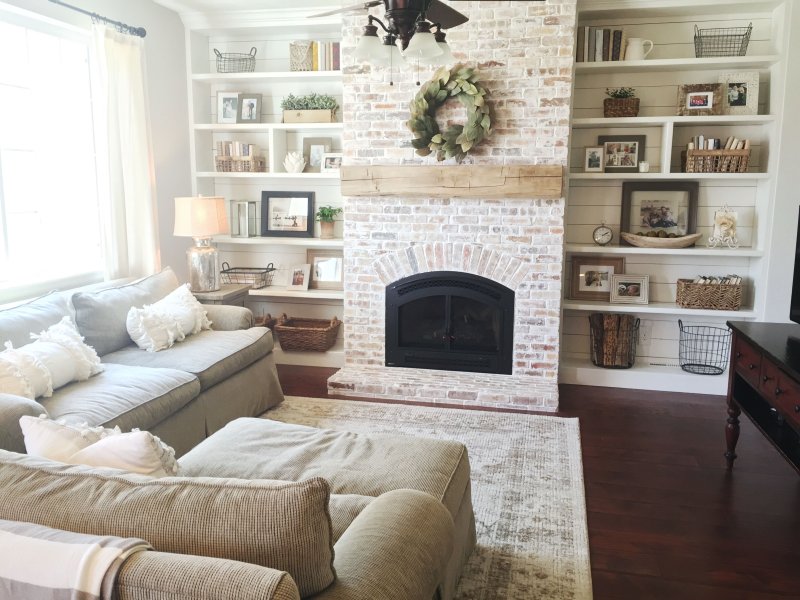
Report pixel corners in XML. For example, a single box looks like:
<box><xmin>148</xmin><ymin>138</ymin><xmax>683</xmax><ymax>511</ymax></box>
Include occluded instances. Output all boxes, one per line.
<box><xmin>694</xmin><ymin>23</ymin><xmax>752</xmax><ymax>57</ymax></box>
<box><xmin>274</xmin><ymin>314</ymin><xmax>341</xmax><ymax>352</ymax></box>
<box><xmin>683</xmin><ymin>149</ymin><xmax>750</xmax><ymax>173</ymax></box>
<box><xmin>214</xmin><ymin>47</ymin><xmax>257</xmax><ymax>73</ymax></box>
<box><xmin>220</xmin><ymin>262</ymin><xmax>275</xmax><ymax>289</ymax></box>
<box><xmin>588</xmin><ymin>312</ymin><xmax>640</xmax><ymax>369</ymax></box>
<box><xmin>215</xmin><ymin>155</ymin><xmax>267</xmax><ymax>173</ymax></box>
<box><xmin>676</xmin><ymin>279</ymin><xmax>742</xmax><ymax>311</ymax></box>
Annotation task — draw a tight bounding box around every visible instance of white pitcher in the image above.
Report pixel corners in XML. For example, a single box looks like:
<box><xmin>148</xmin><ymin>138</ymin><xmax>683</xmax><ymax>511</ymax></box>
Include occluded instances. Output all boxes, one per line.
<box><xmin>624</xmin><ymin>38</ymin><xmax>654</xmax><ymax>61</ymax></box>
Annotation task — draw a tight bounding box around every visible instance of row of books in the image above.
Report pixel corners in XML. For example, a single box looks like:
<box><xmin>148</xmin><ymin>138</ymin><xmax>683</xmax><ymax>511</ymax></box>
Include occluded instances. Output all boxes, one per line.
<box><xmin>687</xmin><ymin>136</ymin><xmax>751</xmax><ymax>151</ymax></box>
<box><xmin>311</xmin><ymin>41</ymin><xmax>340</xmax><ymax>71</ymax></box>
<box><xmin>691</xmin><ymin>275</ymin><xmax>742</xmax><ymax>285</ymax></box>
<box><xmin>216</xmin><ymin>141</ymin><xmax>260</xmax><ymax>157</ymax></box>
<box><xmin>575</xmin><ymin>27</ymin><xmax>626</xmax><ymax>62</ymax></box>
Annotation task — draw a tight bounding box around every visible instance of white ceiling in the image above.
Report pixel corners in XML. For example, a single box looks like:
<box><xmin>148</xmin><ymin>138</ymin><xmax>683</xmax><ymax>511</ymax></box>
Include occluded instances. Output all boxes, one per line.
<box><xmin>152</xmin><ymin>0</ymin><xmax>343</xmax><ymax>16</ymax></box>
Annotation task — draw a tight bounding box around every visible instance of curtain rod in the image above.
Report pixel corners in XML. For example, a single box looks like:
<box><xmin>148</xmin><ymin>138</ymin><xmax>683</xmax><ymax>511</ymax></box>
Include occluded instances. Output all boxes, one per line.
<box><xmin>48</xmin><ymin>0</ymin><xmax>146</xmax><ymax>37</ymax></box>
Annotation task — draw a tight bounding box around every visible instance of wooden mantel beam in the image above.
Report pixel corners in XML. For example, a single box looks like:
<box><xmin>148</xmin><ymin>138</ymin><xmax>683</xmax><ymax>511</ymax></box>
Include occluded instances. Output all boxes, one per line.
<box><xmin>340</xmin><ymin>165</ymin><xmax>564</xmax><ymax>199</ymax></box>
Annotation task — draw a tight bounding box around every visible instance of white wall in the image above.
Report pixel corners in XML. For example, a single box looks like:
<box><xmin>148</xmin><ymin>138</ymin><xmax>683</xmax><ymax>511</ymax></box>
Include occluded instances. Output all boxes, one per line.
<box><xmin>3</xmin><ymin>0</ymin><xmax>191</xmax><ymax>281</ymax></box>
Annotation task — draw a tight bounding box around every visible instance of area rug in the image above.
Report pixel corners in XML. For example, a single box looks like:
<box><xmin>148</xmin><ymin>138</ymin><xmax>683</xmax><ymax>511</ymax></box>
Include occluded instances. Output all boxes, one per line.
<box><xmin>265</xmin><ymin>396</ymin><xmax>593</xmax><ymax>600</ymax></box>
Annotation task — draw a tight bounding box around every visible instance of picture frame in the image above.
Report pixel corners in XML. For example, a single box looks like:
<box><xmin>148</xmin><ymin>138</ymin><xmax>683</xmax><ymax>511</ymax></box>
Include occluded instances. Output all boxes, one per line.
<box><xmin>718</xmin><ymin>72</ymin><xmax>759</xmax><ymax>115</ymax></box>
<box><xmin>584</xmin><ymin>146</ymin><xmax>604</xmax><ymax>173</ymax></box>
<box><xmin>303</xmin><ymin>137</ymin><xmax>332</xmax><ymax>172</ymax></box>
<box><xmin>217</xmin><ymin>91</ymin><xmax>240</xmax><ymax>124</ymax></box>
<box><xmin>620</xmin><ymin>181</ymin><xmax>699</xmax><ymax>243</ymax></box>
<box><xmin>598</xmin><ymin>135</ymin><xmax>646</xmax><ymax>174</ymax></box>
<box><xmin>237</xmin><ymin>93</ymin><xmax>262</xmax><ymax>123</ymax></box>
<box><xmin>610</xmin><ymin>274</ymin><xmax>649</xmax><ymax>305</ymax></box>
<box><xmin>708</xmin><ymin>206</ymin><xmax>739</xmax><ymax>248</ymax></box>
<box><xmin>260</xmin><ymin>191</ymin><xmax>314</xmax><ymax>237</ymax></box>
<box><xmin>288</xmin><ymin>264</ymin><xmax>311</xmax><ymax>291</ymax></box>
<box><xmin>307</xmin><ymin>249</ymin><xmax>343</xmax><ymax>290</ymax></box>
<box><xmin>569</xmin><ymin>254</ymin><xmax>626</xmax><ymax>302</ymax></box>
<box><xmin>320</xmin><ymin>152</ymin><xmax>343</xmax><ymax>173</ymax></box>
<box><xmin>677</xmin><ymin>83</ymin><xmax>723</xmax><ymax>116</ymax></box>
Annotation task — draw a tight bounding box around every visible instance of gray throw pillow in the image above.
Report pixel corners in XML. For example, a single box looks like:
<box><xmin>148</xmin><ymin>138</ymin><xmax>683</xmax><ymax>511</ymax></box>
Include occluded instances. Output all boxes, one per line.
<box><xmin>0</xmin><ymin>292</ymin><xmax>71</xmax><ymax>349</ymax></box>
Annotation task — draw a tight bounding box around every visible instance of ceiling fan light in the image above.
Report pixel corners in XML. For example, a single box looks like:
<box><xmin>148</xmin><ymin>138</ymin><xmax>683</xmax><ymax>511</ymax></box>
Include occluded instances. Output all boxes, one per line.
<box><xmin>423</xmin><ymin>41</ymin><xmax>454</xmax><ymax>66</ymax></box>
<box><xmin>355</xmin><ymin>26</ymin><xmax>382</xmax><ymax>62</ymax></box>
<box><xmin>403</xmin><ymin>21</ymin><xmax>443</xmax><ymax>60</ymax></box>
<box><xmin>373</xmin><ymin>40</ymin><xmax>403</xmax><ymax>67</ymax></box>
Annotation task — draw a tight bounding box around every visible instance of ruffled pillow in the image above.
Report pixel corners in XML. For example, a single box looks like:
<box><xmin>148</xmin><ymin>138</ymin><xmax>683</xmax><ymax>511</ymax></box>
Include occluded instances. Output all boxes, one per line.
<box><xmin>126</xmin><ymin>284</ymin><xmax>212</xmax><ymax>352</ymax></box>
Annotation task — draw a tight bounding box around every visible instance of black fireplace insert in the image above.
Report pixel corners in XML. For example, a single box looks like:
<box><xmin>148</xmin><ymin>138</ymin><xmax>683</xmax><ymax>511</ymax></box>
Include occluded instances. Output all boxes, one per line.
<box><xmin>385</xmin><ymin>271</ymin><xmax>514</xmax><ymax>374</ymax></box>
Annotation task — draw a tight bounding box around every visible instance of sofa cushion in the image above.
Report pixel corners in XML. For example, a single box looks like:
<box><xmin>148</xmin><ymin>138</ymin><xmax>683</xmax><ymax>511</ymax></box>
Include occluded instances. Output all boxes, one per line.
<box><xmin>180</xmin><ymin>417</ymin><xmax>471</xmax><ymax>521</ymax></box>
<box><xmin>102</xmin><ymin>328</ymin><xmax>273</xmax><ymax>390</ymax></box>
<box><xmin>126</xmin><ymin>284</ymin><xmax>212</xmax><ymax>352</ymax></box>
<box><xmin>0</xmin><ymin>449</ymin><xmax>336</xmax><ymax>597</ymax></box>
<box><xmin>0</xmin><ymin>292</ymin><xmax>71</xmax><ymax>349</ymax></box>
<box><xmin>72</xmin><ymin>268</ymin><xmax>180</xmax><ymax>356</ymax></box>
<box><xmin>39</xmin><ymin>363</ymin><xmax>200</xmax><ymax>433</ymax></box>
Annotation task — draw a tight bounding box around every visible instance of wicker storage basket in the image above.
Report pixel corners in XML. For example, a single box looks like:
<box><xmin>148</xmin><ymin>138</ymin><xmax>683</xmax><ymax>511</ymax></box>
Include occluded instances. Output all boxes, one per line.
<box><xmin>603</xmin><ymin>97</ymin><xmax>640</xmax><ymax>118</ymax></box>
<box><xmin>215</xmin><ymin>155</ymin><xmax>267</xmax><ymax>173</ymax></box>
<box><xmin>588</xmin><ymin>313</ymin><xmax>640</xmax><ymax>369</ymax></box>
<box><xmin>255</xmin><ymin>313</ymin><xmax>277</xmax><ymax>329</ymax></box>
<box><xmin>289</xmin><ymin>41</ymin><xmax>313</xmax><ymax>71</ymax></box>
<box><xmin>683</xmin><ymin>149</ymin><xmax>750</xmax><ymax>173</ymax></box>
<box><xmin>676</xmin><ymin>279</ymin><xmax>742</xmax><ymax>311</ymax></box>
<box><xmin>274</xmin><ymin>314</ymin><xmax>341</xmax><ymax>352</ymax></box>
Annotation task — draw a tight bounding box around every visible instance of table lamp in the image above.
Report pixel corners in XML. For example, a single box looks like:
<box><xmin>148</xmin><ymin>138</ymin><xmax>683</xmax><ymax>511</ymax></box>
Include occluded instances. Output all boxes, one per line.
<box><xmin>174</xmin><ymin>196</ymin><xmax>228</xmax><ymax>292</ymax></box>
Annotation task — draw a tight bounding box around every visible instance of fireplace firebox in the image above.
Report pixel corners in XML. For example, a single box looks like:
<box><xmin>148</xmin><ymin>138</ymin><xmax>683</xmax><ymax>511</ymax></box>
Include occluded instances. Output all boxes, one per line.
<box><xmin>385</xmin><ymin>271</ymin><xmax>514</xmax><ymax>374</ymax></box>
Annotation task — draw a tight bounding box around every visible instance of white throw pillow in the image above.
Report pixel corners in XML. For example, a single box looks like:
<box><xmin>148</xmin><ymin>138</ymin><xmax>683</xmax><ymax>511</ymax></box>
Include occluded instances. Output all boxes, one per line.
<box><xmin>0</xmin><ymin>357</ymin><xmax>33</xmax><ymax>399</ymax></box>
<box><xmin>19</xmin><ymin>415</ymin><xmax>108</xmax><ymax>461</ymax></box>
<box><xmin>126</xmin><ymin>284</ymin><xmax>211</xmax><ymax>352</ymax></box>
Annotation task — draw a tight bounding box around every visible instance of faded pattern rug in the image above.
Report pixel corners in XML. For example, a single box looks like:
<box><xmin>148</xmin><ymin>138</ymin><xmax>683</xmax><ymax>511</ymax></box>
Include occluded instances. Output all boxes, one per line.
<box><xmin>265</xmin><ymin>396</ymin><xmax>593</xmax><ymax>600</ymax></box>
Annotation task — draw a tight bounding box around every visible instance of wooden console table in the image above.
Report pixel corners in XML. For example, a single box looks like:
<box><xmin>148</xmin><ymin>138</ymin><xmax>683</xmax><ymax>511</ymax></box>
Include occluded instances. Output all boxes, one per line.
<box><xmin>726</xmin><ymin>321</ymin><xmax>800</xmax><ymax>474</ymax></box>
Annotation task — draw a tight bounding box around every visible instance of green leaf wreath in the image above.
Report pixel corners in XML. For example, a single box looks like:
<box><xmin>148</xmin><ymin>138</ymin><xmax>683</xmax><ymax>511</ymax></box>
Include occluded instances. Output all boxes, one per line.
<box><xmin>406</xmin><ymin>63</ymin><xmax>492</xmax><ymax>162</ymax></box>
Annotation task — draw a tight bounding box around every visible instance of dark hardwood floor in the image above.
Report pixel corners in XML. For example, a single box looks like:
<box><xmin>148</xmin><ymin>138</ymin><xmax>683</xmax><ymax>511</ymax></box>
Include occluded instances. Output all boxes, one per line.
<box><xmin>276</xmin><ymin>365</ymin><xmax>800</xmax><ymax>599</ymax></box>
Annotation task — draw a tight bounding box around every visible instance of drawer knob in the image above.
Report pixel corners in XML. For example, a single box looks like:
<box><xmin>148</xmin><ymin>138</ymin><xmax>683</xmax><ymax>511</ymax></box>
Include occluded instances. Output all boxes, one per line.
<box><xmin>762</xmin><ymin>375</ymin><xmax>772</xmax><ymax>383</ymax></box>
<box><xmin>795</xmin><ymin>405</ymin><xmax>800</xmax><ymax>413</ymax></box>
<box><xmin>775</xmin><ymin>387</ymin><xmax>783</xmax><ymax>396</ymax></box>
<box><xmin>736</xmin><ymin>351</ymin><xmax>743</xmax><ymax>358</ymax></box>
<box><xmin>748</xmin><ymin>363</ymin><xmax>756</xmax><ymax>370</ymax></box>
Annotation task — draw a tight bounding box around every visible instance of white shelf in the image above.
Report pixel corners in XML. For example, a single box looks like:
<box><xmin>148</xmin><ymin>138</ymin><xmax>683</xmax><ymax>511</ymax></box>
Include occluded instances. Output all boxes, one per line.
<box><xmin>193</xmin><ymin>71</ymin><xmax>342</xmax><ymax>83</ymax></box>
<box><xmin>249</xmin><ymin>288</ymin><xmax>344</xmax><ymax>300</ymax></box>
<box><xmin>194</xmin><ymin>123</ymin><xmax>343</xmax><ymax>132</ymax></box>
<box><xmin>564</xmin><ymin>243</ymin><xmax>764</xmax><ymax>257</ymax></box>
<box><xmin>272</xmin><ymin>336</ymin><xmax>344</xmax><ymax>368</ymax></box>
<box><xmin>214</xmin><ymin>236</ymin><xmax>343</xmax><ymax>248</ymax></box>
<box><xmin>562</xmin><ymin>300</ymin><xmax>757</xmax><ymax>319</ymax></box>
<box><xmin>196</xmin><ymin>171</ymin><xmax>340</xmax><ymax>180</ymax></box>
<box><xmin>574</xmin><ymin>55</ymin><xmax>780</xmax><ymax>74</ymax></box>
<box><xmin>568</xmin><ymin>172</ymin><xmax>769</xmax><ymax>180</ymax></box>
<box><xmin>571</xmin><ymin>115</ymin><xmax>776</xmax><ymax>129</ymax></box>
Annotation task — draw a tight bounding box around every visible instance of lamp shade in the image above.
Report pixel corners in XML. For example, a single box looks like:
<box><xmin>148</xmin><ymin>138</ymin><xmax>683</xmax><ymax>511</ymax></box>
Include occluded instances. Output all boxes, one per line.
<box><xmin>355</xmin><ymin>33</ymin><xmax>382</xmax><ymax>61</ymax></box>
<box><xmin>404</xmin><ymin>30</ymin><xmax>442</xmax><ymax>60</ymax></box>
<box><xmin>423</xmin><ymin>41</ymin><xmax>454</xmax><ymax>66</ymax></box>
<box><xmin>174</xmin><ymin>196</ymin><xmax>229</xmax><ymax>237</ymax></box>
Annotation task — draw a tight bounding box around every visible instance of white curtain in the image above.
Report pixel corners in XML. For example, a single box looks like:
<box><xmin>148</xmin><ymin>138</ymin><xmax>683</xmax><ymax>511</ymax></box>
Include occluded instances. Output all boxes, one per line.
<box><xmin>92</xmin><ymin>24</ymin><xmax>160</xmax><ymax>280</ymax></box>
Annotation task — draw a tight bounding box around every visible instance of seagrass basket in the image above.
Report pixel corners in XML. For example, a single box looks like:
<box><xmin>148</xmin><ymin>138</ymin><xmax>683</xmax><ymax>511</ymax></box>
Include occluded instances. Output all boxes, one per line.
<box><xmin>274</xmin><ymin>314</ymin><xmax>341</xmax><ymax>351</ymax></box>
<box><xmin>683</xmin><ymin>149</ymin><xmax>750</xmax><ymax>173</ymax></box>
<box><xmin>676</xmin><ymin>279</ymin><xmax>742</xmax><ymax>311</ymax></box>
<box><xmin>603</xmin><ymin>97</ymin><xmax>640</xmax><ymax>118</ymax></box>
<box><xmin>215</xmin><ymin>155</ymin><xmax>267</xmax><ymax>173</ymax></box>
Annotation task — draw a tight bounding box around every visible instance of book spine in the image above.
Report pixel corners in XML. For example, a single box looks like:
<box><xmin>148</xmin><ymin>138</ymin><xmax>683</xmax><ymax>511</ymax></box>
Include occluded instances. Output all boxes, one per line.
<box><xmin>588</xmin><ymin>27</ymin><xmax>596</xmax><ymax>62</ymax></box>
<box><xmin>602</xmin><ymin>29</ymin><xmax>611</xmax><ymax>61</ymax></box>
<box><xmin>611</xmin><ymin>29</ymin><xmax>623</xmax><ymax>61</ymax></box>
<box><xmin>311</xmin><ymin>41</ymin><xmax>318</xmax><ymax>71</ymax></box>
<box><xmin>595</xmin><ymin>29</ymin><xmax>604</xmax><ymax>61</ymax></box>
<box><xmin>576</xmin><ymin>26</ymin><xmax>585</xmax><ymax>62</ymax></box>
<box><xmin>332</xmin><ymin>42</ymin><xmax>340</xmax><ymax>70</ymax></box>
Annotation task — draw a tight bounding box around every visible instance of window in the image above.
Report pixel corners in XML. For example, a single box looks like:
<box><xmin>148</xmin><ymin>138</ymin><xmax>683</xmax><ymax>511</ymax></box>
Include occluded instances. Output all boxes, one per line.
<box><xmin>0</xmin><ymin>7</ymin><xmax>104</xmax><ymax>303</ymax></box>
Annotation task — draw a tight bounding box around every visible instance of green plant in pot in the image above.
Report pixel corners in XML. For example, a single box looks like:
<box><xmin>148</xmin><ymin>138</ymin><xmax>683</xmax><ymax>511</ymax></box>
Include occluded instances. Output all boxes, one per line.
<box><xmin>315</xmin><ymin>205</ymin><xmax>342</xmax><ymax>239</ymax></box>
<box><xmin>281</xmin><ymin>93</ymin><xmax>339</xmax><ymax>124</ymax></box>
<box><xmin>604</xmin><ymin>87</ymin><xmax>640</xmax><ymax>118</ymax></box>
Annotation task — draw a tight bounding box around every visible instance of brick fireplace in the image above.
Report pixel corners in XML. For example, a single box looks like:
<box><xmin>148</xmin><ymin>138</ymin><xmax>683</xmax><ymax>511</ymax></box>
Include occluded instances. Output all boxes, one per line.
<box><xmin>328</xmin><ymin>0</ymin><xmax>577</xmax><ymax>411</ymax></box>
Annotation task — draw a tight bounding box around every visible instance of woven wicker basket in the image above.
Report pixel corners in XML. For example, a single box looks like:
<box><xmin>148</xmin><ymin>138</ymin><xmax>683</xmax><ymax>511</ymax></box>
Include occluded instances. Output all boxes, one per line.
<box><xmin>603</xmin><ymin>97</ymin><xmax>640</xmax><ymax>118</ymax></box>
<box><xmin>274</xmin><ymin>314</ymin><xmax>341</xmax><ymax>351</ymax></box>
<box><xmin>255</xmin><ymin>313</ymin><xmax>277</xmax><ymax>329</ymax></box>
<box><xmin>215</xmin><ymin>155</ymin><xmax>267</xmax><ymax>173</ymax></box>
<box><xmin>683</xmin><ymin>149</ymin><xmax>750</xmax><ymax>173</ymax></box>
<box><xmin>676</xmin><ymin>279</ymin><xmax>742</xmax><ymax>311</ymax></box>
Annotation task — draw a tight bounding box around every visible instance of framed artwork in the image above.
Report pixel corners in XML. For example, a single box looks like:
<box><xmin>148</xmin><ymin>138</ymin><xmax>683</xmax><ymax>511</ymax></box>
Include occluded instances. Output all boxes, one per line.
<box><xmin>620</xmin><ymin>181</ymin><xmax>699</xmax><ymax>243</ymax></box>
<box><xmin>302</xmin><ymin>137</ymin><xmax>332</xmax><ymax>172</ymax></box>
<box><xmin>584</xmin><ymin>146</ymin><xmax>603</xmax><ymax>173</ymax></box>
<box><xmin>598</xmin><ymin>135</ymin><xmax>645</xmax><ymax>174</ymax></box>
<box><xmin>708</xmin><ymin>206</ymin><xmax>739</xmax><ymax>248</ymax></box>
<box><xmin>288</xmin><ymin>264</ymin><xmax>311</xmax><ymax>290</ymax></box>
<box><xmin>260</xmin><ymin>191</ymin><xmax>314</xmax><ymax>237</ymax></box>
<box><xmin>217</xmin><ymin>91</ymin><xmax>240</xmax><ymax>124</ymax></box>
<box><xmin>610</xmin><ymin>274</ymin><xmax>649</xmax><ymax>305</ymax></box>
<box><xmin>307</xmin><ymin>249</ymin><xmax>343</xmax><ymax>290</ymax></box>
<box><xmin>320</xmin><ymin>152</ymin><xmax>343</xmax><ymax>173</ymax></box>
<box><xmin>237</xmin><ymin>93</ymin><xmax>262</xmax><ymax>123</ymax></box>
<box><xmin>677</xmin><ymin>83</ymin><xmax>723</xmax><ymax>116</ymax></box>
<box><xmin>569</xmin><ymin>254</ymin><xmax>626</xmax><ymax>302</ymax></box>
<box><xmin>718</xmin><ymin>72</ymin><xmax>759</xmax><ymax>115</ymax></box>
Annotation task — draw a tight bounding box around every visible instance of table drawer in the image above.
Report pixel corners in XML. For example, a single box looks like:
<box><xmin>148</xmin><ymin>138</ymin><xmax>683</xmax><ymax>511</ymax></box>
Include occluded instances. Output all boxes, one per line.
<box><xmin>773</xmin><ymin>370</ymin><xmax>800</xmax><ymax>431</ymax></box>
<box><xmin>733</xmin><ymin>336</ymin><xmax>762</xmax><ymax>387</ymax></box>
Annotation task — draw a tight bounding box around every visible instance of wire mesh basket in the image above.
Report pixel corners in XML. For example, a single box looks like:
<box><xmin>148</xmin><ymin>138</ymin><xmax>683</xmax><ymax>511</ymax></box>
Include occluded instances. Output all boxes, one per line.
<box><xmin>220</xmin><ymin>262</ymin><xmax>275</xmax><ymax>289</ymax></box>
<box><xmin>694</xmin><ymin>23</ymin><xmax>752</xmax><ymax>57</ymax></box>
<box><xmin>678</xmin><ymin>319</ymin><xmax>732</xmax><ymax>375</ymax></box>
<box><xmin>214</xmin><ymin>47</ymin><xmax>257</xmax><ymax>73</ymax></box>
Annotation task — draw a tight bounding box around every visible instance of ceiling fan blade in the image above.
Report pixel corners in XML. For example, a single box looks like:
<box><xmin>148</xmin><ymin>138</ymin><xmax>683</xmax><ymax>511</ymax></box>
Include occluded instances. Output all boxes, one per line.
<box><xmin>426</xmin><ymin>0</ymin><xmax>468</xmax><ymax>29</ymax></box>
<box><xmin>310</xmin><ymin>1</ymin><xmax>382</xmax><ymax>19</ymax></box>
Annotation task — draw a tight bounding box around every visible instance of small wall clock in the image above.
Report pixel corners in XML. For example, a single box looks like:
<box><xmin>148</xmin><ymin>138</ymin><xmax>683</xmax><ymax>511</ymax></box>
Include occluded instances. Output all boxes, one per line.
<box><xmin>592</xmin><ymin>223</ymin><xmax>613</xmax><ymax>246</ymax></box>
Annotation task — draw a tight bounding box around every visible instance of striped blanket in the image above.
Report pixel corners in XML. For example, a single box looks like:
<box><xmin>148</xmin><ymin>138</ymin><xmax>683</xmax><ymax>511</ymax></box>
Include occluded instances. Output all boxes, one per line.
<box><xmin>0</xmin><ymin>519</ymin><xmax>150</xmax><ymax>600</ymax></box>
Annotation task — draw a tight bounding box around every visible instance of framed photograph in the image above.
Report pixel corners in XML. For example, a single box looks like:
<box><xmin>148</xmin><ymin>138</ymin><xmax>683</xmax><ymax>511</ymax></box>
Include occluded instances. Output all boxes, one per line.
<box><xmin>320</xmin><ymin>152</ymin><xmax>343</xmax><ymax>173</ymax></box>
<box><xmin>610</xmin><ymin>274</ymin><xmax>649</xmax><ymax>305</ymax></box>
<box><xmin>708</xmin><ymin>207</ymin><xmax>739</xmax><ymax>248</ymax></box>
<box><xmin>217</xmin><ymin>91</ymin><xmax>240</xmax><ymax>124</ymax></box>
<box><xmin>719</xmin><ymin>72</ymin><xmax>759</xmax><ymax>115</ymax></box>
<box><xmin>584</xmin><ymin>147</ymin><xmax>603</xmax><ymax>173</ymax></box>
<box><xmin>307</xmin><ymin>249</ymin><xmax>343</xmax><ymax>290</ymax></box>
<box><xmin>598</xmin><ymin>135</ymin><xmax>645</xmax><ymax>174</ymax></box>
<box><xmin>303</xmin><ymin>137</ymin><xmax>332</xmax><ymax>172</ymax></box>
<box><xmin>569</xmin><ymin>255</ymin><xmax>626</xmax><ymax>302</ymax></box>
<box><xmin>620</xmin><ymin>181</ymin><xmax>699</xmax><ymax>243</ymax></box>
<box><xmin>677</xmin><ymin>83</ymin><xmax>723</xmax><ymax>116</ymax></box>
<box><xmin>288</xmin><ymin>264</ymin><xmax>311</xmax><ymax>291</ymax></box>
<box><xmin>237</xmin><ymin>93</ymin><xmax>262</xmax><ymax>123</ymax></box>
<box><xmin>260</xmin><ymin>191</ymin><xmax>314</xmax><ymax>237</ymax></box>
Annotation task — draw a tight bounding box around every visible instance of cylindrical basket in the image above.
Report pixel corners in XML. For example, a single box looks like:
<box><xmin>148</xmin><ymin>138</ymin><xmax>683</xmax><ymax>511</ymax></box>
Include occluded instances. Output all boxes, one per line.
<box><xmin>678</xmin><ymin>320</ymin><xmax>732</xmax><ymax>375</ymax></box>
<box><xmin>676</xmin><ymin>279</ymin><xmax>742</xmax><ymax>311</ymax></box>
<box><xmin>274</xmin><ymin>314</ymin><xmax>342</xmax><ymax>352</ymax></box>
<box><xmin>603</xmin><ymin>97</ymin><xmax>640</xmax><ymax>118</ymax></box>
<box><xmin>588</xmin><ymin>313</ymin><xmax>640</xmax><ymax>369</ymax></box>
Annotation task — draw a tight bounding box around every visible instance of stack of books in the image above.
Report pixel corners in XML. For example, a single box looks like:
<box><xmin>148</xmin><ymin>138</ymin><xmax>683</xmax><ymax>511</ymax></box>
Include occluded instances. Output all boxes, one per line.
<box><xmin>216</xmin><ymin>141</ymin><xmax>260</xmax><ymax>157</ymax></box>
<box><xmin>311</xmin><ymin>41</ymin><xmax>340</xmax><ymax>71</ymax></box>
<box><xmin>575</xmin><ymin>27</ymin><xmax>626</xmax><ymax>62</ymax></box>
<box><xmin>692</xmin><ymin>275</ymin><xmax>742</xmax><ymax>285</ymax></box>
<box><xmin>687</xmin><ymin>136</ymin><xmax>750</xmax><ymax>151</ymax></box>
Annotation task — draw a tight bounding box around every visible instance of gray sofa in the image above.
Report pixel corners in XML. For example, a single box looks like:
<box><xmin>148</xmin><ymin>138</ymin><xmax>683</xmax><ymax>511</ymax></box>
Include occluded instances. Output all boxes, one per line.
<box><xmin>0</xmin><ymin>268</ymin><xmax>284</xmax><ymax>456</ymax></box>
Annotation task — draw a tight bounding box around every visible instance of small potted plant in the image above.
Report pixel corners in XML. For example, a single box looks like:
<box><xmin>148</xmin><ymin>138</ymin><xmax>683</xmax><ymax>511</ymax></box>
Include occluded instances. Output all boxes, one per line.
<box><xmin>315</xmin><ymin>205</ymin><xmax>342</xmax><ymax>239</ymax></box>
<box><xmin>281</xmin><ymin>93</ymin><xmax>339</xmax><ymax>124</ymax></box>
<box><xmin>604</xmin><ymin>87</ymin><xmax>640</xmax><ymax>118</ymax></box>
